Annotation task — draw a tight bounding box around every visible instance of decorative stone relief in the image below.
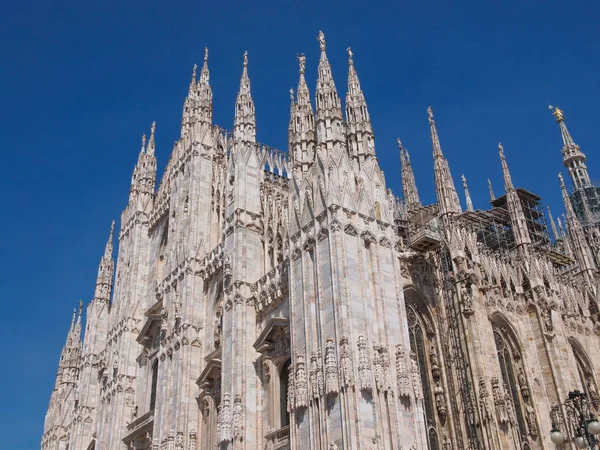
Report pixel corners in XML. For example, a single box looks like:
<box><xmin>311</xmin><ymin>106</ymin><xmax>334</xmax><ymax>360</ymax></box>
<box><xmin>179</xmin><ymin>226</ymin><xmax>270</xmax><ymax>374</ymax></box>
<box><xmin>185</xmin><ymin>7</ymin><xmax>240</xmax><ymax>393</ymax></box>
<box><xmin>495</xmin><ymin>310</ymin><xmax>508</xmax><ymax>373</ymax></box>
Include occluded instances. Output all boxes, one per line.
<box><xmin>325</xmin><ymin>338</ymin><xmax>339</xmax><ymax>396</ymax></box>
<box><xmin>478</xmin><ymin>377</ymin><xmax>492</xmax><ymax>424</ymax></box>
<box><xmin>232</xmin><ymin>394</ymin><xmax>243</xmax><ymax>442</ymax></box>
<box><xmin>295</xmin><ymin>354</ymin><xmax>308</xmax><ymax>409</ymax></box>
<box><xmin>395</xmin><ymin>343</ymin><xmax>412</xmax><ymax>398</ymax></box>
<box><xmin>357</xmin><ymin>335</ymin><xmax>373</xmax><ymax>391</ymax></box>
<box><xmin>491</xmin><ymin>377</ymin><xmax>509</xmax><ymax>425</ymax></box>
<box><xmin>339</xmin><ymin>336</ymin><xmax>354</xmax><ymax>388</ymax></box>
<box><xmin>434</xmin><ymin>381</ymin><xmax>447</xmax><ymax>419</ymax></box>
<box><xmin>218</xmin><ymin>393</ymin><xmax>232</xmax><ymax>443</ymax></box>
<box><xmin>410</xmin><ymin>352</ymin><xmax>423</xmax><ymax>401</ymax></box>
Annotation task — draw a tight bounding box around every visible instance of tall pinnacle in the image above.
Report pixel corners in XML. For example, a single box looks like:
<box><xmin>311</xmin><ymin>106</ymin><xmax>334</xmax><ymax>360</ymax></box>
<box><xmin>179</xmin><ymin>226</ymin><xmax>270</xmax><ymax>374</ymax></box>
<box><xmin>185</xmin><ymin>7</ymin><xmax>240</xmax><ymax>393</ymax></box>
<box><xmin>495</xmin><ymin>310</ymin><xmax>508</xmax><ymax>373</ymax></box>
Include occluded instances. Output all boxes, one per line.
<box><xmin>130</xmin><ymin>125</ymin><xmax>157</xmax><ymax>204</ymax></box>
<box><xmin>233</xmin><ymin>51</ymin><xmax>256</xmax><ymax>144</ymax></box>
<box><xmin>346</xmin><ymin>47</ymin><xmax>374</xmax><ymax>160</ymax></box>
<box><xmin>147</xmin><ymin>121</ymin><xmax>156</xmax><ymax>156</ymax></box>
<box><xmin>547</xmin><ymin>206</ymin><xmax>560</xmax><ymax>242</ymax></box>
<box><xmin>549</xmin><ymin>105</ymin><xmax>591</xmax><ymax>190</ymax></box>
<box><xmin>461</xmin><ymin>174</ymin><xmax>474</xmax><ymax>212</ymax></box>
<box><xmin>398</xmin><ymin>138</ymin><xmax>420</xmax><ymax>211</ymax></box>
<box><xmin>315</xmin><ymin>31</ymin><xmax>344</xmax><ymax>145</ymax></box>
<box><xmin>96</xmin><ymin>221</ymin><xmax>116</xmax><ymax>302</ymax></box>
<box><xmin>488</xmin><ymin>178</ymin><xmax>495</xmax><ymax>202</ymax></box>
<box><xmin>289</xmin><ymin>53</ymin><xmax>315</xmax><ymax>169</ymax></box>
<box><xmin>498</xmin><ymin>143</ymin><xmax>531</xmax><ymax>252</ymax></box>
<box><xmin>559</xmin><ymin>172</ymin><xmax>595</xmax><ymax>279</ymax></box>
<box><xmin>428</xmin><ymin>107</ymin><xmax>461</xmax><ymax>215</ymax></box>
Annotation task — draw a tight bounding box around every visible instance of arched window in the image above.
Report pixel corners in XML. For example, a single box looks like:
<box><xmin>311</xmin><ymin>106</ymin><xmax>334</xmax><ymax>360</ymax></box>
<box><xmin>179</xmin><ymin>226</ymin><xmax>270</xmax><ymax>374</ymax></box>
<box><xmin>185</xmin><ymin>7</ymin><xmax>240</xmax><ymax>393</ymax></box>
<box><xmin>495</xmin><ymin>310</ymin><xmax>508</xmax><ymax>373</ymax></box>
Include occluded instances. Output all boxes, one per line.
<box><xmin>491</xmin><ymin>320</ymin><xmax>539</xmax><ymax>444</ymax></box>
<box><xmin>280</xmin><ymin>359</ymin><xmax>291</xmax><ymax>427</ymax></box>
<box><xmin>149</xmin><ymin>361</ymin><xmax>158</xmax><ymax>411</ymax></box>
<box><xmin>570</xmin><ymin>340</ymin><xmax>600</xmax><ymax>404</ymax></box>
<box><xmin>405</xmin><ymin>297</ymin><xmax>443</xmax><ymax>450</ymax></box>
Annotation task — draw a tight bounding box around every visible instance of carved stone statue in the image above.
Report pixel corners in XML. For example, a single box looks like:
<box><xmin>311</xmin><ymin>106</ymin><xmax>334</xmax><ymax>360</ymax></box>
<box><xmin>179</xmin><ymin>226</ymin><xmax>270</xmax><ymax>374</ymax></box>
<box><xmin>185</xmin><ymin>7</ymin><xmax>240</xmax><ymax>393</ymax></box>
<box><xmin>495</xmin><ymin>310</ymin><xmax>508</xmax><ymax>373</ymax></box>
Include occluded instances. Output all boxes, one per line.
<box><xmin>318</xmin><ymin>30</ymin><xmax>326</xmax><ymax>51</ymax></box>
<box><xmin>297</xmin><ymin>53</ymin><xmax>306</xmax><ymax>74</ymax></box>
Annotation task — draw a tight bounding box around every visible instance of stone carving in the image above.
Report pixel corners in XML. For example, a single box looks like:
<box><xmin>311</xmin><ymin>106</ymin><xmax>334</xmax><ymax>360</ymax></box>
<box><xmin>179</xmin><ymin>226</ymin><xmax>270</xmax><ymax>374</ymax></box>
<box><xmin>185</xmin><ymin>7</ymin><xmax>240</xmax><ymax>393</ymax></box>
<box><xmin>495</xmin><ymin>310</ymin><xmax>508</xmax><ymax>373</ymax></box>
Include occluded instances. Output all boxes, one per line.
<box><xmin>295</xmin><ymin>354</ymin><xmax>308</xmax><ymax>409</ymax></box>
<box><xmin>395</xmin><ymin>344</ymin><xmax>412</xmax><ymax>398</ymax></box>
<box><xmin>325</xmin><ymin>338</ymin><xmax>339</xmax><ymax>396</ymax></box>
<box><xmin>434</xmin><ymin>381</ymin><xmax>447</xmax><ymax>419</ymax></box>
<box><xmin>429</xmin><ymin>344</ymin><xmax>441</xmax><ymax>380</ymax></box>
<box><xmin>175</xmin><ymin>431</ymin><xmax>184</xmax><ymax>450</ymax></box>
<box><xmin>410</xmin><ymin>352</ymin><xmax>423</xmax><ymax>401</ymax></box>
<box><xmin>517</xmin><ymin>366</ymin><xmax>530</xmax><ymax>400</ymax></box>
<box><xmin>491</xmin><ymin>377</ymin><xmax>509</xmax><ymax>425</ymax></box>
<box><xmin>218</xmin><ymin>393</ymin><xmax>232</xmax><ymax>443</ymax></box>
<box><xmin>461</xmin><ymin>283</ymin><xmax>474</xmax><ymax>314</ymax></box>
<box><xmin>339</xmin><ymin>336</ymin><xmax>354</xmax><ymax>388</ymax></box>
<box><xmin>357</xmin><ymin>335</ymin><xmax>373</xmax><ymax>391</ymax></box>
<box><xmin>287</xmin><ymin>364</ymin><xmax>295</xmax><ymax>412</ymax></box>
<box><xmin>232</xmin><ymin>394</ymin><xmax>243</xmax><ymax>441</ymax></box>
<box><xmin>478</xmin><ymin>377</ymin><xmax>492</xmax><ymax>424</ymax></box>
<box><xmin>525</xmin><ymin>402</ymin><xmax>538</xmax><ymax>437</ymax></box>
<box><xmin>188</xmin><ymin>430</ymin><xmax>197</xmax><ymax>450</ymax></box>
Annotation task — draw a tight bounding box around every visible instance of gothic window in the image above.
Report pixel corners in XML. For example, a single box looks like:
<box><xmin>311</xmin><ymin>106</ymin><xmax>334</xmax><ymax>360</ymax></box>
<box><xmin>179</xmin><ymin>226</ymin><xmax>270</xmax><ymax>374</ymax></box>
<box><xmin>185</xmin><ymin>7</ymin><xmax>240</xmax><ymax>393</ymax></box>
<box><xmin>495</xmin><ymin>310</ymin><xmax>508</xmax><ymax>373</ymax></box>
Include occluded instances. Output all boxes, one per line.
<box><xmin>492</xmin><ymin>325</ymin><xmax>529</xmax><ymax>441</ymax></box>
<box><xmin>405</xmin><ymin>301</ymin><xmax>442</xmax><ymax>450</ymax></box>
<box><xmin>149</xmin><ymin>361</ymin><xmax>158</xmax><ymax>411</ymax></box>
<box><xmin>570</xmin><ymin>340</ymin><xmax>600</xmax><ymax>404</ymax></box>
<box><xmin>280</xmin><ymin>359</ymin><xmax>291</xmax><ymax>427</ymax></box>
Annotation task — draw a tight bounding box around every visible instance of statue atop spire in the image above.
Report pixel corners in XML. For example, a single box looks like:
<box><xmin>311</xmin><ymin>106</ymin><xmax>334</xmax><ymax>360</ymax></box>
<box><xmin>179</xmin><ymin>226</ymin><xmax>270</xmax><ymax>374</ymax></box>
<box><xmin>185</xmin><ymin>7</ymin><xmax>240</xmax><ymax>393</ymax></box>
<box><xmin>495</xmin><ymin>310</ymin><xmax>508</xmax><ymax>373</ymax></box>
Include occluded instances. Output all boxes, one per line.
<box><xmin>243</xmin><ymin>50</ymin><xmax>248</xmax><ymax>67</ymax></box>
<box><xmin>318</xmin><ymin>30</ymin><xmax>326</xmax><ymax>51</ymax></box>
<box><xmin>204</xmin><ymin>46</ymin><xmax>208</xmax><ymax>62</ymax></box>
<box><xmin>147</xmin><ymin>121</ymin><xmax>156</xmax><ymax>156</ymax></box>
<box><xmin>297</xmin><ymin>53</ymin><xmax>306</xmax><ymax>74</ymax></box>
<box><xmin>347</xmin><ymin>47</ymin><xmax>353</xmax><ymax>65</ymax></box>
<box><xmin>549</xmin><ymin>105</ymin><xmax>591</xmax><ymax>190</ymax></box>
<box><xmin>140</xmin><ymin>133</ymin><xmax>147</xmax><ymax>154</ymax></box>
<box><xmin>549</xmin><ymin>105</ymin><xmax>564</xmax><ymax>122</ymax></box>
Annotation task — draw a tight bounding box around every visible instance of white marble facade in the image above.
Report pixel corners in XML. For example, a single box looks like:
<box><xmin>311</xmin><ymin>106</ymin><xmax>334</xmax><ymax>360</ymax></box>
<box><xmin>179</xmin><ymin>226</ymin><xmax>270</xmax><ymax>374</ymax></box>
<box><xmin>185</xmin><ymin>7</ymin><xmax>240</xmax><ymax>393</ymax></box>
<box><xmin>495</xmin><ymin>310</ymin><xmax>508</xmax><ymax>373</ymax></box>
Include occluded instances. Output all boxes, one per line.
<box><xmin>42</xmin><ymin>33</ymin><xmax>600</xmax><ymax>450</ymax></box>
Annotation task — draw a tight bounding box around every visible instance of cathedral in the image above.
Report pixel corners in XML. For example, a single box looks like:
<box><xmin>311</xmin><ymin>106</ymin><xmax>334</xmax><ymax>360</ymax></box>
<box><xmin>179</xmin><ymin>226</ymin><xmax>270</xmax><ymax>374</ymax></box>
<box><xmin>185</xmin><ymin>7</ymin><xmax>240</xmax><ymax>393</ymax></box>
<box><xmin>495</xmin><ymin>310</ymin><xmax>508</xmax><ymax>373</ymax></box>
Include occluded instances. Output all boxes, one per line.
<box><xmin>42</xmin><ymin>32</ymin><xmax>600</xmax><ymax>450</ymax></box>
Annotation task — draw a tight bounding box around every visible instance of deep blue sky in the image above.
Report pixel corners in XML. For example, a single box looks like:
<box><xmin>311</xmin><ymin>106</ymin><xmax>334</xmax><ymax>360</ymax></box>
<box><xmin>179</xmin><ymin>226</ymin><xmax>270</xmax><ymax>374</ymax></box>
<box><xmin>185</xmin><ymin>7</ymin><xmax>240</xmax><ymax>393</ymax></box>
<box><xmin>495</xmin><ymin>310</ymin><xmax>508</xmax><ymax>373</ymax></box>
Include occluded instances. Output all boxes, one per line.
<box><xmin>1</xmin><ymin>1</ymin><xmax>599</xmax><ymax>448</ymax></box>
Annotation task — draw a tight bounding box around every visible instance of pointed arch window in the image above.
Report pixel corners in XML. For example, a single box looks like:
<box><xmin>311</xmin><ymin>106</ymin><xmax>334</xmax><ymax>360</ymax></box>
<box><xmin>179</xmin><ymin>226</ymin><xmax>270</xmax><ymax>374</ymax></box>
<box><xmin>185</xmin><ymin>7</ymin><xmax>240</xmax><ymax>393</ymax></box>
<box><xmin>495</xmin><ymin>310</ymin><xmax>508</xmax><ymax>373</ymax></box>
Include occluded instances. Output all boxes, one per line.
<box><xmin>570</xmin><ymin>340</ymin><xmax>600</xmax><ymax>405</ymax></box>
<box><xmin>492</xmin><ymin>323</ymin><xmax>538</xmax><ymax>444</ymax></box>
<box><xmin>405</xmin><ymin>300</ymin><xmax>443</xmax><ymax>450</ymax></box>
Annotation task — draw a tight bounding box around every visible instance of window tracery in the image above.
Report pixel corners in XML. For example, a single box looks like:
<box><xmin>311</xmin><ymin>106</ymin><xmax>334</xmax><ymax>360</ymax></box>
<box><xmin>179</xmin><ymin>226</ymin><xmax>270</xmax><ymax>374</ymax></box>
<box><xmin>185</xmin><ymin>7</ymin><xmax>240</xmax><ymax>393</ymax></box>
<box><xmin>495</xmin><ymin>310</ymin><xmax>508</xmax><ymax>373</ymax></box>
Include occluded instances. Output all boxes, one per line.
<box><xmin>492</xmin><ymin>322</ymin><xmax>538</xmax><ymax>445</ymax></box>
<box><xmin>405</xmin><ymin>296</ymin><xmax>446</xmax><ymax>450</ymax></box>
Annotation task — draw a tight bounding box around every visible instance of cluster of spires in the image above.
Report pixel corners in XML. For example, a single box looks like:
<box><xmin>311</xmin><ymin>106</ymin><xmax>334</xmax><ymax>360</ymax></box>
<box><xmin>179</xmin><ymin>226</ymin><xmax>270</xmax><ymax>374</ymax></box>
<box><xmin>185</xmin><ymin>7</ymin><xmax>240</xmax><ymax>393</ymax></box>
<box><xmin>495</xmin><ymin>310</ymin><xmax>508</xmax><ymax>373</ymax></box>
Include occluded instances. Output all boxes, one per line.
<box><xmin>66</xmin><ymin>31</ymin><xmax>595</xmax><ymax>348</ymax></box>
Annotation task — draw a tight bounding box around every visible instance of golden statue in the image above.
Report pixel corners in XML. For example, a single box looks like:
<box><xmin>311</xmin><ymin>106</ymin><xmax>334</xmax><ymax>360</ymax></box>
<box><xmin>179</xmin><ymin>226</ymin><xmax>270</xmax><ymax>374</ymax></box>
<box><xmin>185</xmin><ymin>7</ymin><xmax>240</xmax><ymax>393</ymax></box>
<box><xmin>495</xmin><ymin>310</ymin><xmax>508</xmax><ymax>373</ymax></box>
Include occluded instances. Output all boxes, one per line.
<box><xmin>549</xmin><ymin>105</ymin><xmax>564</xmax><ymax>121</ymax></box>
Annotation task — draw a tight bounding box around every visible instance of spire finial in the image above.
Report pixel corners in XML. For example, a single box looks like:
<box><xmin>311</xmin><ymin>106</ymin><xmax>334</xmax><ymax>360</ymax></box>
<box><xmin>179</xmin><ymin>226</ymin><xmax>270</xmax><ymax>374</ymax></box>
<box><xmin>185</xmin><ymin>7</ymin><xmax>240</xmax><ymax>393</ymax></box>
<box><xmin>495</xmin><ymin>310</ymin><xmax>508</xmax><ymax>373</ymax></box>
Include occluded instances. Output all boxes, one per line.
<box><xmin>79</xmin><ymin>299</ymin><xmax>83</xmax><ymax>316</ymax></box>
<box><xmin>191</xmin><ymin>64</ymin><xmax>197</xmax><ymax>83</ymax></box>
<box><xmin>243</xmin><ymin>50</ymin><xmax>248</xmax><ymax>67</ymax></box>
<box><xmin>204</xmin><ymin>47</ymin><xmax>209</xmax><ymax>62</ymax></box>
<box><xmin>104</xmin><ymin>220</ymin><xmax>115</xmax><ymax>257</ymax></box>
<box><xmin>427</xmin><ymin>106</ymin><xmax>434</xmax><ymax>124</ymax></box>
<box><xmin>70</xmin><ymin>307</ymin><xmax>77</xmax><ymax>330</ymax></box>
<box><xmin>488</xmin><ymin>178</ymin><xmax>495</xmax><ymax>201</ymax></box>
<box><xmin>347</xmin><ymin>47</ymin><xmax>353</xmax><ymax>65</ymax></box>
<box><xmin>289</xmin><ymin>88</ymin><xmax>294</xmax><ymax>104</ymax></box>
<box><xmin>397</xmin><ymin>137</ymin><xmax>402</xmax><ymax>149</ymax></box>
<box><xmin>461</xmin><ymin>174</ymin><xmax>474</xmax><ymax>212</ymax></box>
<box><xmin>297</xmin><ymin>53</ymin><xmax>306</xmax><ymax>75</ymax></box>
<box><xmin>141</xmin><ymin>134</ymin><xmax>147</xmax><ymax>153</ymax></box>
<box><xmin>558</xmin><ymin>172</ymin><xmax>566</xmax><ymax>189</ymax></box>
<box><xmin>318</xmin><ymin>30</ymin><xmax>326</xmax><ymax>52</ymax></box>
<box><xmin>498</xmin><ymin>141</ymin><xmax>505</xmax><ymax>157</ymax></box>
<box><xmin>549</xmin><ymin>104</ymin><xmax>564</xmax><ymax>122</ymax></box>
<box><xmin>151</xmin><ymin>121</ymin><xmax>156</xmax><ymax>139</ymax></box>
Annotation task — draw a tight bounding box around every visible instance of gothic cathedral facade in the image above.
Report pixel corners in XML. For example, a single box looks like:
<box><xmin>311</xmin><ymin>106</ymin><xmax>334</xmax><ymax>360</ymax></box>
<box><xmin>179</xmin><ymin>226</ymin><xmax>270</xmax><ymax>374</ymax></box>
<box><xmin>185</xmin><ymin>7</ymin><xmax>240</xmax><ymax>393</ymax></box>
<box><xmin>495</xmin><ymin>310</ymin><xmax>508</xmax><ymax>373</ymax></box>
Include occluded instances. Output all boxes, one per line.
<box><xmin>42</xmin><ymin>33</ymin><xmax>600</xmax><ymax>450</ymax></box>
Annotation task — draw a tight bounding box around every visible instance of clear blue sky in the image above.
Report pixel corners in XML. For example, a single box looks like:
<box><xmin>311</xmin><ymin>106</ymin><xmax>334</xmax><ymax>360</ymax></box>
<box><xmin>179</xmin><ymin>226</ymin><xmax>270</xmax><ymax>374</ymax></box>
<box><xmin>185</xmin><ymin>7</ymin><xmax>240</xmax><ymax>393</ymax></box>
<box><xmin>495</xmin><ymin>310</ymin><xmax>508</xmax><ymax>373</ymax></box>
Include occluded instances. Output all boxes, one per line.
<box><xmin>1</xmin><ymin>1</ymin><xmax>599</xmax><ymax>448</ymax></box>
